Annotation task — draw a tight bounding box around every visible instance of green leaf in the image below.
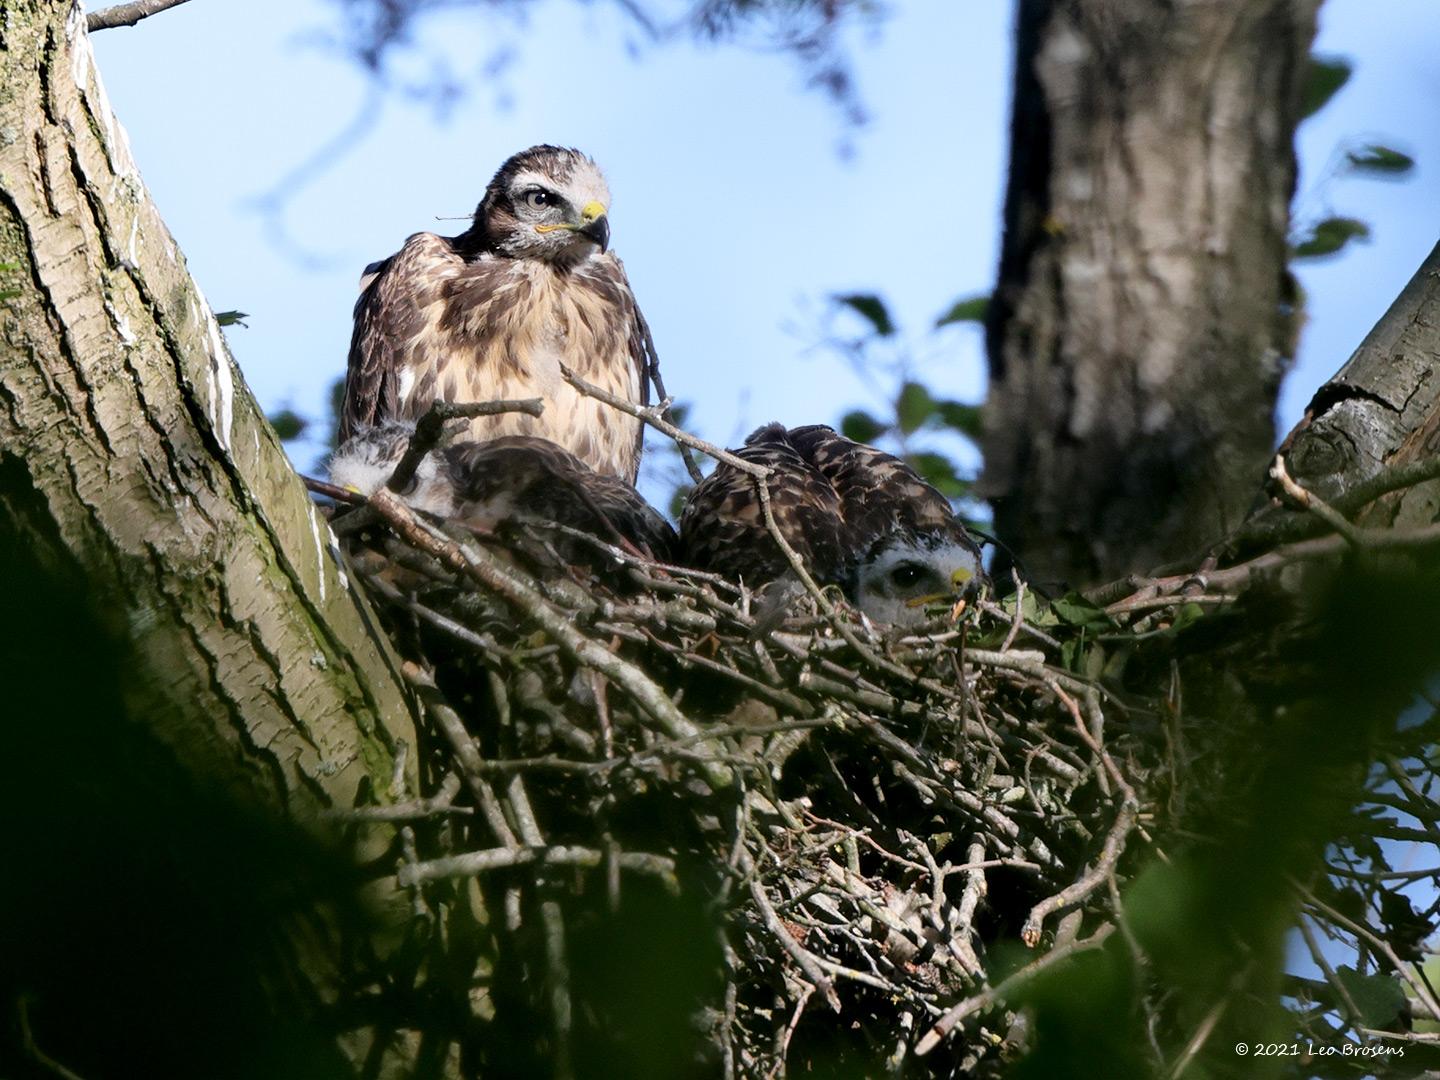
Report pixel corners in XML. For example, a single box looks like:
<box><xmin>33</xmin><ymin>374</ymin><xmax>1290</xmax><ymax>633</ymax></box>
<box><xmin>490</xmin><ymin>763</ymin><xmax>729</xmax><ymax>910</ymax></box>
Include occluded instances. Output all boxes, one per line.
<box><xmin>833</xmin><ymin>293</ymin><xmax>894</xmax><ymax>337</ymax></box>
<box><xmin>1300</xmin><ymin>55</ymin><xmax>1352</xmax><ymax>120</ymax></box>
<box><xmin>1018</xmin><ymin>589</ymin><xmax>1052</xmax><ymax>625</ymax></box>
<box><xmin>1334</xmin><ymin>966</ymin><xmax>1406</xmax><ymax>1028</ymax></box>
<box><xmin>935</xmin><ymin>400</ymin><xmax>982</xmax><ymax>441</ymax></box>
<box><xmin>905</xmin><ymin>452</ymin><xmax>971</xmax><ymax>499</ymax></box>
<box><xmin>839</xmin><ymin>409</ymin><xmax>889</xmax><ymax>444</ymax></box>
<box><xmin>267</xmin><ymin>409</ymin><xmax>308</xmax><ymax>442</ymax></box>
<box><xmin>896</xmin><ymin>381</ymin><xmax>935</xmax><ymax>435</ymax></box>
<box><xmin>1060</xmin><ymin>635</ymin><xmax>1086</xmax><ymax>673</ymax></box>
<box><xmin>215</xmin><ymin>310</ymin><xmax>250</xmax><ymax>328</ymax></box>
<box><xmin>1050</xmin><ymin>592</ymin><xmax>1113</xmax><ymax>629</ymax></box>
<box><xmin>1291</xmin><ymin>217</ymin><xmax>1370</xmax><ymax>260</ymax></box>
<box><xmin>1345</xmin><ymin>144</ymin><xmax>1415</xmax><ymax>176</ymax></box>
<box><xmin>935</xmin><ymin>294</ymin><xmax>989</xmax><ymax>328</ymax></box>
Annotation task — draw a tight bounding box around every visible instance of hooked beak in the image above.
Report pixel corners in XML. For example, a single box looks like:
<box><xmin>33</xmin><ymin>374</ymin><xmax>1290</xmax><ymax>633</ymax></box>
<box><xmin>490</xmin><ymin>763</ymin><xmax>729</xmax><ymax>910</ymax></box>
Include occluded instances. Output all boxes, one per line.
<box><xmin>903</xmin><ymin>568</ymin><xmax>975</xmax><ymax>609</ymax></box>
<box><xmin>577</xmin><ymin>201</ymin><xmax>610</xmax><ymax>252</ymax></box>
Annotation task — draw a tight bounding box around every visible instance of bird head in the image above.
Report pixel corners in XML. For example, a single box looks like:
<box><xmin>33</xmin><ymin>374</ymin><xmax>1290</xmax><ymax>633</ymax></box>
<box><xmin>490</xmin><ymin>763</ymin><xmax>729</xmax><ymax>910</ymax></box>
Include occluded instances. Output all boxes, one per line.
<box><xmin>852</xmin><ymin>531</ymin><xmax>984</xmax><ymax>627</ymax></box>
<box><xmin>477</xmin><ymin>145</ymin><xmax>613</xmax><ymax>264</ymax></box>
<box><xmin>327</xmin><ymin>420</ymin><xmax>455</xmax><ymax>516</ymax></box>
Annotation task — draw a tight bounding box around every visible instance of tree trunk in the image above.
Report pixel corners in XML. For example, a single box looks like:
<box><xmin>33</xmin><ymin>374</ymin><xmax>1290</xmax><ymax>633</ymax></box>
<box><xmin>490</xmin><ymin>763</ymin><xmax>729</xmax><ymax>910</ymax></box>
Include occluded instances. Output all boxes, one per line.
<box><xmin>1277</xmin><ymin>240</ymin><xmax>1440</xmax><ymax>529</ymax></box>
<box><xmin>983</xmin><ymin>0</ymin><xmax>1319</xmax><ymax>588</ymax></box>
<box><xmin>0</xmin><ymin>0</ymin><xmax>420</xmax><ymax>1069</ymax></box>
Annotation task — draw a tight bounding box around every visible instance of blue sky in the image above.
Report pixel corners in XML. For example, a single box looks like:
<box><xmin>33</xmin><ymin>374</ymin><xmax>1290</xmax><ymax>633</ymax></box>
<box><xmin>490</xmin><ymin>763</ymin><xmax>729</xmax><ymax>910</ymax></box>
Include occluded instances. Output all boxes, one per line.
<box><xmin>90</xmin><ymin>0</ymin><xmax>1440</xmax><ymax>504</ymax></box>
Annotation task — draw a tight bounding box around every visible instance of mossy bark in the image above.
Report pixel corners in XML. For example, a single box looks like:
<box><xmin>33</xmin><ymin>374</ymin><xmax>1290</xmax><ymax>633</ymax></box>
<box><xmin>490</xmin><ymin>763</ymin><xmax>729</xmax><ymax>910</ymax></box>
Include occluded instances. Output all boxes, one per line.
<box><xmin>0</xmin><ymin>0</ymin><xmax>424</xmax><ymax>1070</ymax></box>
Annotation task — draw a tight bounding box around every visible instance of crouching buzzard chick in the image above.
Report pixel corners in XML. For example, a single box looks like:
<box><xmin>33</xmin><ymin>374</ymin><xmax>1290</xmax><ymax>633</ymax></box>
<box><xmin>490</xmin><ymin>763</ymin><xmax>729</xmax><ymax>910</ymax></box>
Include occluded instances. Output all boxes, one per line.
<box><xmin>330</xmin><ymin>422</ymin><xmax>676</xmax><ymax>570</ymax></box>
<box><xmin>339</xmin><ymin>145</ymin><xmax>651</xmax><ymax>483</ymax></box>
<box><xmin>679</xmin><ymin>424</ymin><xmax>984</xmax><ymax>625</ymax></box>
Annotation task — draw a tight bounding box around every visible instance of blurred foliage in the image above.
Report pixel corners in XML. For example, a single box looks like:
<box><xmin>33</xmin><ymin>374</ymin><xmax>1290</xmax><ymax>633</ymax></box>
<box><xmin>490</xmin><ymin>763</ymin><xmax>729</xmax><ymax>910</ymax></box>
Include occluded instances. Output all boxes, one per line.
<box><xmin>1345</xmin><ymin>145</ymin><xmax>1416</xmax><ymax>177</ymax></box>
<box><xmin>268</xmin><ymin>406</ymin><xmax>309</xmax><ymax>442</ymax></box>
<box><xmin>1290</xmin><ymin>53</ymin><xmax>1415</xmax><ymax>266</ymax></box>
<box><xmin>809</xmin><ymin>289</ymin><xmax>988</xmax><ymax>526</ymax></box>
<box><xmin>1293</xmin><ymin>216</ymin><xmax>1372</xmax><ymax>260</ymax></box>
<box><xmin>214</xmin><ymin>309</ymin><xmax>250</xmax><ymax>328</ymax></box>
<box><xmin>835</xmin><ymin>292</ymin><xmax>897</xmax><ymax>337</ymax></box>
<box><xmin>322</xmin><ymin>0</ymin><xmax>880</xmax><ymax>124</ymax></box>
<box><xmin>1300</xmin><ymin>55</ymin><xmax>1353</xmax><ymax>120</ymax></box>
<box><xmin>1027</xmin><ymin>564</ymin><xmax>1440</xmax><ymax>1078</ymax></box>
<box><xmin>935</xmin><ymin>294</ymin><xmax>989</xmax><ymax>328</ymax></box>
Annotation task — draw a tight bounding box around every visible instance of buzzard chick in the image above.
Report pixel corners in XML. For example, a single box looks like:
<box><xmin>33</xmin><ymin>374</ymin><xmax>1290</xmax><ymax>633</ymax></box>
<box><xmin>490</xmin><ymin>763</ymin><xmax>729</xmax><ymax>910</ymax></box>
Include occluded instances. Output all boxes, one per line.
<box><xmin>340</xmin><ymin>145</ymin><xmax>651</xmax><ymax>483</ymax></box>
<box><xmin>679</xmin><ymin>424</ymin><xmax>984</xmax><ymax>625</ymax></box>
<box><xmin>330</xmin><ymin>422</ymin><xmax>677</xmax><ymax>568</ymax></box>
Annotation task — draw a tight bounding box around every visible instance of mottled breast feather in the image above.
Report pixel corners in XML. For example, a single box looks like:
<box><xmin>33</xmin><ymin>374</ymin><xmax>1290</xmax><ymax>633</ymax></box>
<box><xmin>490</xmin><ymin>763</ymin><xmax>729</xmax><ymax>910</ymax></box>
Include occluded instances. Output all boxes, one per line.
<box><xmin>340</xmin><ymin>232</ymin><xmax>649</xmax><ymax>483</ymax></box>
<box><xmin>679</xmin><ymin>423</ymin><xmax>980</xmax><ymax>591</ymax></box>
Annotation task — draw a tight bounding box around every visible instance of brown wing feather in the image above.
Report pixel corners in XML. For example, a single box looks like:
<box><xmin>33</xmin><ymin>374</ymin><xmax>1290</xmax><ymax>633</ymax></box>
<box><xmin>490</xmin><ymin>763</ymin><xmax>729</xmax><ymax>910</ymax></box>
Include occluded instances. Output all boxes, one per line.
<box><xmin>612</xmin><ymin>255</ymin><xmax>654</xmax><ymax>478</ymax></box>
<box><xmin>339</xmin><ymin>233</ymin><xmax>463</xmax><ymax>443</ymax></box>
<box><xmin>787</xmin><ymin>425</ymin><xmax>959</xmax><ymax>535</ymax></box>
<box><xmin>678</xmin><ymin>424</ymin><xmax>847</xmax><ymax>589</ymax></box>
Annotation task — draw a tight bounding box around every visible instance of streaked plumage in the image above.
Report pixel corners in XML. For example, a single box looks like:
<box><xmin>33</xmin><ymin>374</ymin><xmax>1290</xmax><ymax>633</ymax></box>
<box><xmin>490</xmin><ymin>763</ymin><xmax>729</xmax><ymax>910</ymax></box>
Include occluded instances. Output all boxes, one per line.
<box><xmin>679</xmin><ymin>424</ymin><xmax>984</xmax><ymax>624</ymax></box>
<box><xmin>339</xmin><ymin>145</ymin><xmax>650</xmax><ymax>482</ymax></box>
<box><xmin>330</xmin><ymin>421</ymin><xmax>676</xmax><ymax>566</ymax></box>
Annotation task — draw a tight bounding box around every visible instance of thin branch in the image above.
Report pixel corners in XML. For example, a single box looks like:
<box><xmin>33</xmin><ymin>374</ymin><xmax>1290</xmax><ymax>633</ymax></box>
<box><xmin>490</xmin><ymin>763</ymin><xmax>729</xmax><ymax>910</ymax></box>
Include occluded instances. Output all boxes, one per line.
<box><xmin>367</xmin><ymin>488</ymin><xmax>735</xmax><ymax>791</ymax></box>
<box><xmin>1270</xmin><ymin>454</ymin><xmax>1363</xmax><ymax>548</ymax></box>
<box><xmin>634</xmin><ymin>306</ymin><xmax>705</xmax><ymax>482</ymax></box>
<box><xmin>401</xmin><ymin>663</ymin><xmax>519</xmax><ymax>848</ymax></box>
<box><xmin>915</xmin><ymin>924</ymin><xmax>1117</xmax><ymax>1055</ymax></box>
<box><xmin>737</xmin><ymin>844</ymin><xmax>841</xmax><ymax>1011</ymax></box>
<box><xmin>1022</xmin><ymin>800</ymin><xmax>1137</xmax><ymax>947</ymax></box>
<box><xmin>303</xmin><ymin>475</ymin><xmax>367</xmax><ymax>505</ymax></box>
<box><xmin>398</xmin><ymin>844</ymin><xmax>679</xmax><ymax>891</ymax></box>
<box><xmin>561</xmin><ymin>364</ymin><xmax>766</xmax><ymax>476</ymax></box>
<box><xmin>16</xmin><ymin>994</ymin><xmax>88</xmax><ymax>1080</ymax></box>
<box><xmin>87</xmin><ymin>0</ymin><xmax>195</xmax><ymax>32</ymax></box>
<box><xmin>386</xmin><ymin>397</ymin><xmax>544</xmax><ymax>493</ymax></box>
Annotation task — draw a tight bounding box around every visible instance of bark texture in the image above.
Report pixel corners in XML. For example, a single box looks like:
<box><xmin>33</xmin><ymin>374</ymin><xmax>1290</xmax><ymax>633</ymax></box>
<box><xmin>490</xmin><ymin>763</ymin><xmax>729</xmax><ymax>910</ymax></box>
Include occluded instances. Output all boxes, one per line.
<box><xmin>0</xmin><ymin>2</ymin><xmax>420</xmax><ymax>1065</ymax></box>
<box><xmin>983</xmin><ymin>0</ymin><xmax>1320</xmax><ymax>588</ymax></box>
<box><xmin>1274</xmin><ymin>241</ymin><xmax>1440</xmax><ymax>531</ymax></box>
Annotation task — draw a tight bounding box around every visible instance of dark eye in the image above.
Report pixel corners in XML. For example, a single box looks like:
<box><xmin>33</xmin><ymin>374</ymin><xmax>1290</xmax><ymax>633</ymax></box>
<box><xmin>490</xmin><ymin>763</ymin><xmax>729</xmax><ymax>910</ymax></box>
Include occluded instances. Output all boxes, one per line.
<box><xmin>890</xmin><ymin>563</ymin><xmax>925</xmax><ymax>588</ymax></box>
<box><xmin>525</xmin><ymin>189</ymin><xmax>556</xmax><ymax>210</ymax></box>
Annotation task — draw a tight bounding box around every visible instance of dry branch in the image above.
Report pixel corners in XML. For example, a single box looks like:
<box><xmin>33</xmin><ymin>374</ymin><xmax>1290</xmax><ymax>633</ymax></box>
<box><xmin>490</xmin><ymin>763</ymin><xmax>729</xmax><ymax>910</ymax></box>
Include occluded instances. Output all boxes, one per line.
<box><xmin>87</xmin><ymin>0</ymin><xmax>195</xmax><ymax>31</ymax></box>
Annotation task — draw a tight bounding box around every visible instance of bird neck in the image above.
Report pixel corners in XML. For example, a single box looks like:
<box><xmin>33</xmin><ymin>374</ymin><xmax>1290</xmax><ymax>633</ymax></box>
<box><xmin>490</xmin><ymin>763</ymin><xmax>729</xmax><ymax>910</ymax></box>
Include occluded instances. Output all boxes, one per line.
<box><xmin>452</xmin><ymin>223</ymin><xmax>494</xmax><ymax>259</ymax></box>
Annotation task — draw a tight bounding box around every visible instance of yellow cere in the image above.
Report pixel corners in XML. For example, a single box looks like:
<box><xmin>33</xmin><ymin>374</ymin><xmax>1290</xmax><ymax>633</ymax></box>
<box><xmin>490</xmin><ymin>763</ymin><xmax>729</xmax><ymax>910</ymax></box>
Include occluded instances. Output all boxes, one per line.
<box><xmin>581</xmin><ymin>201</ymin><xmax>607</xmax><ymax>222</ymax></box>
<box><xmin>950</xmin><ymin>567</ymin><xmax>974</xmax><ymax>586</ymax></box>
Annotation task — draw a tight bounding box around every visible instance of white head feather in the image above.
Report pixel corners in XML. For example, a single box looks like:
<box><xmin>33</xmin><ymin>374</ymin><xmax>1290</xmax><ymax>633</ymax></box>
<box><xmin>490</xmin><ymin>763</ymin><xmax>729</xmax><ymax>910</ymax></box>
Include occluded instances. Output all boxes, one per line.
<box><xmin>854</xmin><ymin>537</ymin><xmax>983</xmax><ymax>627</ymax></box>
<box><xmin>327</xmin><ymin>421</ymin><xmax>455</xmax><ymax>517</ymax></box>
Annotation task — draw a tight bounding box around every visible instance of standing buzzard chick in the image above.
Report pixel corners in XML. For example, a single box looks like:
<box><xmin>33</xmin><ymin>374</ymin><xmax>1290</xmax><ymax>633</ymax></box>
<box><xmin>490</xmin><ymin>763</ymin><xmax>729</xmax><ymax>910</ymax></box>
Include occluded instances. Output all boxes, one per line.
<box><xmin>340</xmin><ymin>145</ymin><xmax>651</xmax><ymax>482</ymax></box>
<box><xmin>679</xmin><ymin>424</ymin><xmax>984</xmax><ymax>625</ymax></box>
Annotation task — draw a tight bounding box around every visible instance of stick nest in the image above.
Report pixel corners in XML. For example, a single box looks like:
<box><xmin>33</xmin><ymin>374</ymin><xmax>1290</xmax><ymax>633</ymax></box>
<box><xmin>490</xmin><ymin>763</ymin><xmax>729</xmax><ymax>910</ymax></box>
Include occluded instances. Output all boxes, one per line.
<box><xmin>328</xmin><ymin>488</ymin><xmax>1168</xmax><ymax>1077</ymax></box>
